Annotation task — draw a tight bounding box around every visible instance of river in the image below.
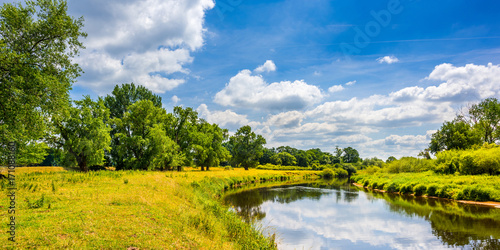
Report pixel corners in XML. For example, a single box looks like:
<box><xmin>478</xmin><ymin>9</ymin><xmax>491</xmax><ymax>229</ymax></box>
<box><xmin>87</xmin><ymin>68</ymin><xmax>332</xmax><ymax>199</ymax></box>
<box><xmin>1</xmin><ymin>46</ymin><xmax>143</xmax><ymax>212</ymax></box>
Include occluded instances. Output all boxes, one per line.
<box><xmin>223</xmin><ymin>180</ymin><xmax>500</xmax><ymax>249</ymax></box>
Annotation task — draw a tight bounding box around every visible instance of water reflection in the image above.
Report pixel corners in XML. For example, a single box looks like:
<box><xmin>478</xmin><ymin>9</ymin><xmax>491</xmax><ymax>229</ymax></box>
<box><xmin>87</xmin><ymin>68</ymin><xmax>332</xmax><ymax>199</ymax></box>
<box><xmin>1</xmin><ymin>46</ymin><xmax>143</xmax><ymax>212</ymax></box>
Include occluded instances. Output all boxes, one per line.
<box><xmin>224</xmin><ymin>180</ymin><xmax>500</xmax><ymax>250</ymax></box>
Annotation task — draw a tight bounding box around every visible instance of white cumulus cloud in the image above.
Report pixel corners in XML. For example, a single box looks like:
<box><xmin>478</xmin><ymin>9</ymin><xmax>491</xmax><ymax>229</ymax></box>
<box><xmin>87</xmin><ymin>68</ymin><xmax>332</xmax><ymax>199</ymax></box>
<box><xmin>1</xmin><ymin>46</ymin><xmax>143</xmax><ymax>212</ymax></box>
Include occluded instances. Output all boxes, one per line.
<box><xmin>328</xmin><ymin>85</ymin><xmax>344</xmax><ymax>93</ymax></box>
<box><xmin>254</xmin><ymin>60</ymin><xmax>277</xmax><ymax>73</ymax></box>
<box><xmin>214</xmin><ymin>64</ymin><xmax>324</xmax><ymax>111</ymax></box>
<box><xmin>71</xmin><ymin>0</ymin><xmax>215</xmax><ymax>94</ymax></box>
<box><xmin>196</xmin><ymin>104</ymin><xmax>249</xmax><ymax>128</ymax></box>
<box><xmin>377</xmin><ymin>55</ymin><xmax>399</xmax><ymax>64</ymax></box>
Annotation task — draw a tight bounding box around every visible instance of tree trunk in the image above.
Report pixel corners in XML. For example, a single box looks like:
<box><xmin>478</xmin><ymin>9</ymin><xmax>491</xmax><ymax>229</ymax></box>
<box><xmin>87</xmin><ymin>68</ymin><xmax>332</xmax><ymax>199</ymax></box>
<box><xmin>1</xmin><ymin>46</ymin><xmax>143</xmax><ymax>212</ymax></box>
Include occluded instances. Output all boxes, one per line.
<box><xmin>201</xmin><ymin>166</ymin><xmax>205</xmax><ymax>171</ymax></box>
<box><xmin>177</xmin><ymin>166</ymin><xmax>182</xmax><ymax>172</ymax></box>
<box><xmin>206</xmin><ymin>166</ymin><xmax>210</xmax><ymax>171</ymax></box>
<box><xmin>77</xmin><ymin>154</ymin><xmax>88</xmax><ymax>172</ymax></box>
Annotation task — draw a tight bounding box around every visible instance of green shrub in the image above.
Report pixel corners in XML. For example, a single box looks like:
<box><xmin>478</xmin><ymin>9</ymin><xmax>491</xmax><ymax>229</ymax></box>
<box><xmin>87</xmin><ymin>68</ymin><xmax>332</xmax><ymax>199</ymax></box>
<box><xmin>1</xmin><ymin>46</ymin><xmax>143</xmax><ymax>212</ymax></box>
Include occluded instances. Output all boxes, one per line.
<box><xmin>413</xmin><ymin>184</ymin><xmax>427</xmax><ymax>196</ymax></box>
<box><xmin>363</xmin><ymin>179</ymin><xmax>370</xmax><ymax>187</ymax></box>
<box><xmin>335</xmin><ymin>168</ymin><xmax>349</xmax><ymax>178</ymax></box>
<box><xmin>399</xmin><ymin>184</ymin><xmax>413</xmax><ymax>194</ymax></box>
<box><xmin>364</xmin><ymin>166</ymin><xmax>380</xmax><ymax>175</ymax></box>
<box><xmin>437</xmin><ymin>185</ymin><xmax>452</xmax><ymax>199</ymax></box>
<box><xmin>426</xmin><ymin>184</ymin><xmax>439</xmax><ymax>196</ymax></box>
<box><xmin>320</xmin><ymin>168</ymin><xmax>334</xmax><ymax>179</ymax></box>
<box><xmin>386</xmin><ymin>182</ymin><xmax>399</xmax><ymax>192</ymax></box>
<box><xmin>456</xmin><ymin>185</ymin><xmax>491</xmax><ymax>201</ymax></box>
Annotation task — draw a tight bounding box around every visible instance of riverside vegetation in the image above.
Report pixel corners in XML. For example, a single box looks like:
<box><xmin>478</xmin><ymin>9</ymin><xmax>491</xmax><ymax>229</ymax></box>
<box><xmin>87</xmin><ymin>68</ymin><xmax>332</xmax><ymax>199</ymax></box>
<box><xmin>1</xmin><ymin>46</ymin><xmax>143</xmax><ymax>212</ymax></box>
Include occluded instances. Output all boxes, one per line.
<box><xmin>0</xmin><ymin>166</ymin><xmax>317</xmax><ymax>249</ymax></box>
<box><xmin>353</xmin><ymin>143</ymin><xmax>500</xmax><ymax>202</ymax></box>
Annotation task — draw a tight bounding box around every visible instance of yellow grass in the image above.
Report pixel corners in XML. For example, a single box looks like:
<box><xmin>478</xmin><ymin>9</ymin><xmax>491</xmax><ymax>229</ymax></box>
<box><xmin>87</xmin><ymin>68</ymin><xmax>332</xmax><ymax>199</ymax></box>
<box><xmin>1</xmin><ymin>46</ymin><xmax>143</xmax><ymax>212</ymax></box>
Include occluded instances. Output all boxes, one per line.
<box><xmin>1</xmin><ymin>167</ymin><xmax>317</xmax><ymax>249</ymax></box>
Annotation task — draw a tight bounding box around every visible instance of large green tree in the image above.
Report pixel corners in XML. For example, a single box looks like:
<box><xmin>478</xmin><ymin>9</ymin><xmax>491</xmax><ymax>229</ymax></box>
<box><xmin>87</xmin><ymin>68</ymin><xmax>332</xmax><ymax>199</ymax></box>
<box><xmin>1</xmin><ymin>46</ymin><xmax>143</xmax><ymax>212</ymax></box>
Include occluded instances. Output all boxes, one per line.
<box><xmin>165</xmin><ymin>106</ymin><xmax>199</xmax><ymax>167</ymax></box>
<box><xmin>113</xmin><ymin>100</ymin><xmax>183</xmax><ymax>170</ymax></box>
<box><xmin>466</xmin><ymin>98</ymin><xmax>500</xmax><ymax>144</ymax></box>
<box><xmin>228</xmin><ymin>126</ymin><xmax>266</xmax><ymax>170</ymax></box>
<box><xmin>342</xmin><ymin>147</ymin><xmax>360</xmax><ymax>163</ymax></box>
<box><xmin>50</xmin><ymin>96</ymin><xmax>111</xmax><ymax>172</ymax></box>
<box><xmin>192</xmin><ymin>121</ymin><xmax>231</xmax><ymax>171</ymax></box>
<box><xmin>0</xmin><ymin>0</ymin><xmax>85</xmax><ymax>158</ymax></box>
<box><xmin>104</xmin><ymin>83</ymin><xmax>162</xmax><ymax>168</ymax></box>
<box><xmin>429</xmin><ymin>119</ymin><xmax>481</xmax><ymax>153</ymax></box>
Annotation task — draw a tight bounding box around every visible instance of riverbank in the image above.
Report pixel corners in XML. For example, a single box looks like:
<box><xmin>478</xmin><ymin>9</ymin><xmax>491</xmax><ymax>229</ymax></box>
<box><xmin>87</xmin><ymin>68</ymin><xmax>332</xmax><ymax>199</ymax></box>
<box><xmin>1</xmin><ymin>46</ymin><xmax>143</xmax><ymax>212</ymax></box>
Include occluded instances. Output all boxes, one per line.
<box><xmin>0</xmin><ymin>167</ymin><xmax>318</xmax><ymax>249</ymax></box>
<box><xmin>353</xmin><ymin>171</ymin><xmax>500</xmax><ymax>205</ymax></box>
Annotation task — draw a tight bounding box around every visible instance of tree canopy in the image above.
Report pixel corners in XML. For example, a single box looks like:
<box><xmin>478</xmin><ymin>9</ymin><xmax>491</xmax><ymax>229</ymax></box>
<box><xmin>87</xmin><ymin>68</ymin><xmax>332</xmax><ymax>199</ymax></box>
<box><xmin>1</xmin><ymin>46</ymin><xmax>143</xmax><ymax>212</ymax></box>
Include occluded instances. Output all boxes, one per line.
<box><xmin>0</xmin><ymin>0</ymin><xmax>86</xmax><ymax>156</ymax></box>
<box><xmin>50</xmin><ymin>96</ymin><xmax>111</xmax><ymax>172</ymax></box>
<box><xmin>228</xmin><ymin>125</ymin><xmax>266</xmax><ymax>170</ymax></box>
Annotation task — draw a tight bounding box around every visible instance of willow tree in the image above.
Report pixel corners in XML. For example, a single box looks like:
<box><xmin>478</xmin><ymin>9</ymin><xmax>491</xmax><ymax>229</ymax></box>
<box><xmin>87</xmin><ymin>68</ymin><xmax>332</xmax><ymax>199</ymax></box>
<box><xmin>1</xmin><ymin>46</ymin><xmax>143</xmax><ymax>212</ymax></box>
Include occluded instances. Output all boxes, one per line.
<box><xmin>113</xmin><ymin>100</ymin><xmax>184</xmax><ymax>170</ymax></box>
<box><xmin>0</xmin><ymin>0</ymin><xmax>86</xmax><ymax>159</ymax></box>
<box><xmin>228</xmin><ymin>126</ymin><xmax>266</xmax><ymax>170</ymax></box>
<box><xmin>104</xmin><ymin>83</ymin><xmax>162</xmax><ymax>169</ymax></box>
<box><xmin>50</xmin><ymin>97</ymin><xmax>111</xmax><ymax>172</ymax></box>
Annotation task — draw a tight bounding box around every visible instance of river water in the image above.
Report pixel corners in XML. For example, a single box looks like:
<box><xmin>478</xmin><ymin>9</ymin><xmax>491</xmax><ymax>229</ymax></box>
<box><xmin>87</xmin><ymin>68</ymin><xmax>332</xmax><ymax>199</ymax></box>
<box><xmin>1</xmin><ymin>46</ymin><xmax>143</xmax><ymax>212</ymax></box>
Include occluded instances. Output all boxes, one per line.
<box><xmin>223</xmin><ymin>180</ymin><xmax>500</xmax><ymax>249</ymax></box>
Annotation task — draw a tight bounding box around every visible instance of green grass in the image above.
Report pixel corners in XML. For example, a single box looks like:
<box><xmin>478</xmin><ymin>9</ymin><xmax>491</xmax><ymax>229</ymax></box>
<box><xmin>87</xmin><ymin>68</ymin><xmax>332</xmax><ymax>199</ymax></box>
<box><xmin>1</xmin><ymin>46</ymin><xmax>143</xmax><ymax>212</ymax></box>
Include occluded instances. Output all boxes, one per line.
<box><xmin>0</xmin><ymin>166</ymin><xmax>318</xmax><ymax>249</ymax></box>
<box><xmin>353</xmin><ymin>171</ymin><xmax>500</xmax><ymax>202</ymax></box>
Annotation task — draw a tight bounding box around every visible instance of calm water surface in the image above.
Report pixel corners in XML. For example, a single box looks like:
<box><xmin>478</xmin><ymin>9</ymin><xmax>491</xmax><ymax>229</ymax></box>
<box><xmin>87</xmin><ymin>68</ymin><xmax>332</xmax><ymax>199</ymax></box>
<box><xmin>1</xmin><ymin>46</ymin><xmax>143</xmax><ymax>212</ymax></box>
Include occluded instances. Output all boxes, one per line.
<box><xmin>224</xmin><ymin>180</ymin><xmax>500</xmax><ymax>250</ymax></box>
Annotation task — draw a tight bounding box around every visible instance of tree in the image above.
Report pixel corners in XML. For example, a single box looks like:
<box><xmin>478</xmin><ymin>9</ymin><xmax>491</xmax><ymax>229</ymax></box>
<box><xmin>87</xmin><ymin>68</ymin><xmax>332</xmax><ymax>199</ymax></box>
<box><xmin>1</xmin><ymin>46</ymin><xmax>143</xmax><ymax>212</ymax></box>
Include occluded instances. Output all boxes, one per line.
<box><xmin>228</xmin><ymin>126</ymin><xmax>266</xmax><ymax>170</ymax></box>
<box><xmin>192</xmin><ymin>121</ymin><xmax>231</xmax><ymax>171</ymax></box>
<box><xmin>342</xmin><ymin>147</ymin><xmax>360</xmax><ymax>163</ymax></box>
<box><xmin>466</xmin><ymin>98</ymin><xmax>500</xmax><ymax>143</ymax></box>
<box><xmin>271</xmin><ymin>152</ymin><xmax>297</xmax><ymax>166</ymax></box>
<box><xmin>104</xmin><ymin>83</ymin><xmax>162</xmax><ymax>168</ymax></box>
<box><xmin>165</xmin><ymin>106</ymin><xmax>199</xmax><ymax>167</ymax></box>
<box><xmin>259</xmin><ymin>147</ymin><xmax>276</xmax><ymax>164</ymax></box>
<box><xmin>429</xmin><ymin>119</ymin><xmax>481</xmax><ymax>153</ymax></box>
<box><xmin>295</xmin><ymin>150</ymin><xmax>312</xmax><ymax>167</ymax></box>
<box><xmin>386</xmin><ymin>156</ymin><xmax>397</xmax><ymax>163</ymax></box>
<box><xmin>50</xmin><ymin>96</ymin><xmax>111</xmax><ymax>172</ymax></box>
<box><xmin>113</xmin><ymin>100</ymin><xmax>182</xmax><ymax>170</ymax></box>
<box><xmin>0</xmin><ymin>0</ymin><xmax>86</xmax><ymax>158</ymax></box>
<box><xmin>104</xmin><ymin>83</ymin><xmax>162</xmax><ymax>119</ymax></box>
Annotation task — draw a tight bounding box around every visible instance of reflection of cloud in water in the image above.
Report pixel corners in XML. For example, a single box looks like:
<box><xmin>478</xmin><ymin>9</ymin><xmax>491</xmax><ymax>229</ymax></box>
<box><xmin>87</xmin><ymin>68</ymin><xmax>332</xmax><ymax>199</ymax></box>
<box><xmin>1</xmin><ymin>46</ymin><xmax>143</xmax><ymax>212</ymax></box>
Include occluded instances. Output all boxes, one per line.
<box><xmin>261</xmin><ymin>191</ymin><xmax>447</xmax><ymax>250</ymax></box>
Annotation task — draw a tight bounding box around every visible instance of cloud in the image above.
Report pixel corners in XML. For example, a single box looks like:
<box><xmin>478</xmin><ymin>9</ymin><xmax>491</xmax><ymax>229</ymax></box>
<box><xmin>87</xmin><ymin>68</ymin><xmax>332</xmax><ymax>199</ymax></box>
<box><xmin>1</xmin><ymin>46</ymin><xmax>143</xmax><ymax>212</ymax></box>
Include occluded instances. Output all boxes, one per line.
<box><xmin>210</xmin><ymin>62</ymin><xmax>499</xmax><ymax>159</ymax></box>
<box><xmin>424</xmin><ymin>63</ymin><xmax>500</xmax><ymax>101</ymax></box>
<box><xmin>71</xmin><ymin>0</ymin><xmax>215</xmax><ymax>94</ymax></box>
<box><xmin>254</xmin><ymin>60</ymin><xmax>277</xmax><ymax>73</ymax></box>
<box><xmin>214</xmin><ymin>64</ymin><xmax>324</xmax><ymax>111</ymax></box>
<box><xmin>196</xmin><ymin>104</ymin><xmax>249</xmax><ymax>128</ymax></box>
<box><xmin>377</xmin><ymin>56</ymin><xmax>399</xmax><ymax>64</ymax></box>
<box><xmin>328</xmin><ymin>85</ymin><xmax>344</xmax><ymax>93</ymax></box>
<box><xmin>345</xmin><ymin>80</ymin><xmax>356</xmax><ymax>86</ymax></box>
<box><xmin>171</xmin><ymin>95</ymin><xmax>180</xmax><ymax>104</ymax></box>
<box><xmin>266</xmin><ymin>111</ymin><xmax>304</xmax><ymax>128</ymax></box>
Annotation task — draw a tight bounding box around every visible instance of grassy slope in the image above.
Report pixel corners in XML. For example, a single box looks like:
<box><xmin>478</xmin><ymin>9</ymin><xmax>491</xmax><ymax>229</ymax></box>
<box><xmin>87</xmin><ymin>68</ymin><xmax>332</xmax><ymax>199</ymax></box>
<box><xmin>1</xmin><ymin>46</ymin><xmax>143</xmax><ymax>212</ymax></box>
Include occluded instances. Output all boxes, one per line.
<box><xmin>1</xmin><ymin>167</ymin><xmax>317</xmax><ymax>249</ymax></box>
<box><xmin>353</xmin><ymin>171</ymin><xmax>500</xmax><ymax>202</ymax></box>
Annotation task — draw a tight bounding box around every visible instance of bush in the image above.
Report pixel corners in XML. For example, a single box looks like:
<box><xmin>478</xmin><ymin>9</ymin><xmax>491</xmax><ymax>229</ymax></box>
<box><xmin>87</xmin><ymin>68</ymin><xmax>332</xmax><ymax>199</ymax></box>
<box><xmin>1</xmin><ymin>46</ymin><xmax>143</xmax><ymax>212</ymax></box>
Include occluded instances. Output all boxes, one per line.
<box><xmin>456</xmin><ymin>185</ymin><xmax>491</xmax><ymax>201</ymax></box>
<box><xmin>399</xmin><ymin>184</ymin><xmax>413</xmax><ymax>194</ymax></box>
<box><xmin>363</xmin><ymin>179</ymin><xmax>370</xmax><ymax>187</ymax></box>
<box><xmin>335</xmin><ymin>168</ymin><xmax>349</xmax><ymax>178</ymax></box>
<box><xmin>436</xmin><ymin>185</ymin><xmax>452</xmax><ymax>199</ymax></box>
<box><xmin>413</xmin><ymin>184</ymin><xmax>427</xmax><ymax>196</ymax></box>
<box><xmin>386</xmin><ymin>182</ymin><xmax>399</xmax><ymax>193</ymax></box>
<box><xmin>320</xmin><ymin>168</ymin><xmax>334</xmax><ymax>179</ymax></box>
<box><xmin>426</xmin><ymin>184</ymin><xmax>439</xmax><ymax>197</ymax></box>
<box><xmin>385</xmin><ymin>157</ymin><xmax>434</xmax><ymax>173</ymax></box>
<box><xmin>364</xmin><ymin>166</ymin><xmax>380</xmax><ymax>175</ymax></box>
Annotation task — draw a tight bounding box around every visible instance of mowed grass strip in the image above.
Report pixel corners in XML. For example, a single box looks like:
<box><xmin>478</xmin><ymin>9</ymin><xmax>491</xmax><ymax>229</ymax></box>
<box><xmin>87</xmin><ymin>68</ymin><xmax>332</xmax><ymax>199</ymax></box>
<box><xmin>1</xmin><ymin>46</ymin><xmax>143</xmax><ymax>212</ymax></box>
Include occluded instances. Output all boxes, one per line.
<box><xmin>1</xmin><ymin>167</ymin><xmax>317</xmax><ymax>249</ymax></box>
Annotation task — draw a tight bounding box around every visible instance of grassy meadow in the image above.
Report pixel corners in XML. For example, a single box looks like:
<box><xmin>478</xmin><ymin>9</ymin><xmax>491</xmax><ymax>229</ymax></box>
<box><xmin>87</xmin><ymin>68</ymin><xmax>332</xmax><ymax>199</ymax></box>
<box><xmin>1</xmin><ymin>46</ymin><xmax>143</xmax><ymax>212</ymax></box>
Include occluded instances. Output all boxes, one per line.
<box><xmin>1</xmin><ymin>167</ymin><xmax>317</xmax><ymax>249</ymax></box>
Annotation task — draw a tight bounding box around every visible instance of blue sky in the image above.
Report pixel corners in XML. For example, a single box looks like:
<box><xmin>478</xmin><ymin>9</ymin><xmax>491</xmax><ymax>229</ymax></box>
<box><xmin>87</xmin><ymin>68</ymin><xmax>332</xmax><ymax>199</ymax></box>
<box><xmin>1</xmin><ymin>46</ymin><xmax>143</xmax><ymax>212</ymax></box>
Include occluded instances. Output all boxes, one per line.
<box><xmin>5</xmin><ymin>0</ymin><xmax>500</xmax><ymax>159</ymax></box>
